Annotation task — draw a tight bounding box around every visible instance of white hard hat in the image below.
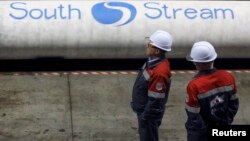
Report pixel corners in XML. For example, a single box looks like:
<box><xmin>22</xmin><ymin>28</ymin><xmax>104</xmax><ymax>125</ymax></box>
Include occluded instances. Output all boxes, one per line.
<box><xmin>187</xmin><ymin>41</ymin><xmax>217</xmax><ymax>62</ymax></box>
<box><xmin>149</xmin><ymin>30</ymin><xmax>172</xmax><ymax>52</ymax></box>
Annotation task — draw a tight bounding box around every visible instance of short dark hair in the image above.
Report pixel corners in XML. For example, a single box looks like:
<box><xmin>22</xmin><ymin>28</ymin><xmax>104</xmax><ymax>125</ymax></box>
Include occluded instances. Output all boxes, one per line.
<box><xmin>194</xmin><ymin>61</ymin><xmax>214</xmax><ymax>66</ymax></box>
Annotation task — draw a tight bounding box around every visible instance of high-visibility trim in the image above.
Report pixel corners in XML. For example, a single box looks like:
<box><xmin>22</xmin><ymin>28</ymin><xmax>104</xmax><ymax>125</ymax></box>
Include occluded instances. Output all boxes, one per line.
<box><xmin>148</xmin><ymin>91</ymin><xmax>165</xmax><ymax>99</ymax></box>
<box><xmin>142</xmin><ymin>63</ymin><xmax>146</xmax><ymax>69</ymax></box>
<box><xmin>185</xmin><ymin>104</ymin><xmax>200</xmax><ymax>113</ymax></box>
<box><xmin>197</xmin><ymin>85</ymin><xmax>234</xmax><ymax>99</ymax></box>
<box><xmin>143</xmin><ymin>70</ymin><xmax>150</xmax><ymax>81</ymax></box>
<box><xmin>230</xmin><ymin>93</ymin><xmax>239</xmax><ymax>101</ymax></box>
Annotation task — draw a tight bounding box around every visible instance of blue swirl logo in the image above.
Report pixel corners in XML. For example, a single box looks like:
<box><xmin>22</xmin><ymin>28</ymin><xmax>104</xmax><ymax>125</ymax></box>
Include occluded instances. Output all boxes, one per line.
<box><xmin>91</xmin><ymin>2</ymin><xmax>137</xmax><ymax>26</ymax></box>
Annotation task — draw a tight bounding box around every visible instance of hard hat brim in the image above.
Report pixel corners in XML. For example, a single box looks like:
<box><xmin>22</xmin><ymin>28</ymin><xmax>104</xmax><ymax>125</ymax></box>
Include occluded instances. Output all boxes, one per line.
<box><xmin>186</xmin><ymin>53</ymin><xmax>217</xmax><ymax>62</ymax></box>
<box><xmin>186</xmin><ymin>54</ymin><xmax>193</xmax><ymax>61</ymax></box>
<box><xmin>151</xmin><ymin>43</ymin><xmax>171</xmax><ymax>52</ymax></box>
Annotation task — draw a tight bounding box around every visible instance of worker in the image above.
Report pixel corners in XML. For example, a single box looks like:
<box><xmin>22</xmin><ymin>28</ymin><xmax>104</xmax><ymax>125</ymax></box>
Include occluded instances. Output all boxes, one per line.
<box><xmin>185</xmin><ymin>41</ymin><xmax>239</xmax><ymax>141</ymax></box>
<box><xmin>131</xmin><ymin>30</ymin><xmax>173</xmax><ymax>141</ymax></box>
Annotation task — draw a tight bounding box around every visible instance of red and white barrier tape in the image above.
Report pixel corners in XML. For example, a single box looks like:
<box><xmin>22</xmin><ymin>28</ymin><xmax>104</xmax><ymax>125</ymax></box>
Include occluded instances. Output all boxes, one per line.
<box><xmin>2</xmin><ymin>70</ymin><xmax>250</xmax><ymax>76</ymax></box>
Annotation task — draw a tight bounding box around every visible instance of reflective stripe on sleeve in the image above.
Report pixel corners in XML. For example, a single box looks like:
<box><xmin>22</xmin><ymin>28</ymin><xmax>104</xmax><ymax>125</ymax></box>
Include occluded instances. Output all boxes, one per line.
<box><xmin>142</xmin><ymin>63</ymin><xmax>146</xmax><ymax>69</ymax></box>
<box><xmin>230</xmin><ymin>93</ymin><xmax>239</xmax><ymax>101</ymax></box>
<box><xmin>198</xmin><ymin>85</ymin><xmax>234</xmax><ymax>99</ymax></box>
<box><xmin>185</xmin><ymin>104</ymin><xmax>200</xmax><ymax>113</ymax></box>
<box><xmin>143</xmin><ymin>70</ymin><xmax>150</xmax><ymax>81</ymax></box>
<box><xmin>148</xmin><ymin>91</ymin><xmax>165</xmax><ymax>99</ymax></box>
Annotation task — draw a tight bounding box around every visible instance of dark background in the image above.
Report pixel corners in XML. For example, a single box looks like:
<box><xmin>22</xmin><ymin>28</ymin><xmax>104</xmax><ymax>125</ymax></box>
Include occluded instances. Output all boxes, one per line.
<box><xmin>0</xmin><ymin>58</ymin><xmax>249</xmax><ymax>72</ymax></box>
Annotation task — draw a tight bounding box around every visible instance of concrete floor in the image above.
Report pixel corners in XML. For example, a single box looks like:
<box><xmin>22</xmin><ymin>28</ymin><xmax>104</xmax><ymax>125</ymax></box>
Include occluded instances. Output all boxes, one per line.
<box><xmin>0</xmin><ymin>71</ymin><xmax>249</xmax><ymax>141</ymax></box>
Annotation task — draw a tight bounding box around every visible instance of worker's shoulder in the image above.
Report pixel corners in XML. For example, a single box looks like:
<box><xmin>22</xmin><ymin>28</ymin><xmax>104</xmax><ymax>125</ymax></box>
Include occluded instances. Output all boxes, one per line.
<box><xmin>155</xmin><ymin>59</ymin><xmax>170</xmax><ymax>72</ymax></box>
<box><xmin>154</xmin><ymin>59</ymin><xmax>171</xmax><ymax>74</ymax></box>
<box><xmin>215</xmin><ymin>70</ymin><xmax>236</xmax><ymax>80</ymax></box>
<box><xmin>156</xmin><ymin>59</ymin><xmax>170</xmax><ymax>69</ymax></box>
<box><xmin>216</xmin><ymin>69</ymin><xmax>233</xmax><ymax>75</ymax></box>
<box><xmin>189</xmin><ymin>69</ymin><xmax>235</xmax><ymax>85</ymax></box>
<box><xmin>217</xmin><ymin>70</ymin><xmax>235</xmax><ymax>81</ymax></box>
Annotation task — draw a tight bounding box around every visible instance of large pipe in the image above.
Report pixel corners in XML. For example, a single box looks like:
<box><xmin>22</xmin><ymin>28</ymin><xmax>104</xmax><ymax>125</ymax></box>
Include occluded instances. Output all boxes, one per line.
<box><xmin>0</xmin><ymin>1</ymin><xmax>249</xmax><ymax>59</ymax></box>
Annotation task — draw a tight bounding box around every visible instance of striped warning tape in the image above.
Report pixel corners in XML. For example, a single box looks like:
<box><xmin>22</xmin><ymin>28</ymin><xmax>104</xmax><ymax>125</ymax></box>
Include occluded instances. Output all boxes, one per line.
<box><xmin>2</xmin><ymin>70</ymin><xmax>250</xmax><ymax>76</ymax></box>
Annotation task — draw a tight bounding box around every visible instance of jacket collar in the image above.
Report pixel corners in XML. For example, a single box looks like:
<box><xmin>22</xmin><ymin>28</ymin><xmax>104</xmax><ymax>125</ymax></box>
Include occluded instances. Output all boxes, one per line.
<box><xmin>146</xmin><ymin>56</ymin><xmax>165</xmax><ymax>68</ymax></box>
<box><xmin>194</xmin><ymin>68</ymin><xmax>217</xmax><ymax>78</ymax></box>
